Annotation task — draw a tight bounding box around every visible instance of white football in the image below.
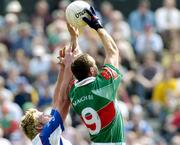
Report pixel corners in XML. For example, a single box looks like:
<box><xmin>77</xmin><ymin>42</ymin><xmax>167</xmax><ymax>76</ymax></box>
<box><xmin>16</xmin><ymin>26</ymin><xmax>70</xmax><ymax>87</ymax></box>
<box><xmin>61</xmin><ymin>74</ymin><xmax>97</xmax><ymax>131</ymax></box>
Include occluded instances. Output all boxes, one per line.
<box><xmin>65</xmin><ymin>0</ymin><xmax>91</xmax><ymax>28</ymax></box>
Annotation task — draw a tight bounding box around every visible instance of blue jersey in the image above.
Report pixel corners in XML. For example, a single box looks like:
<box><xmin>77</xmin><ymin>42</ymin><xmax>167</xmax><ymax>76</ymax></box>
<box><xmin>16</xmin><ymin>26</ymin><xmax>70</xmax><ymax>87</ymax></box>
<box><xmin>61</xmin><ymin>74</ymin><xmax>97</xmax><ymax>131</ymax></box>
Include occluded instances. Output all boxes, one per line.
<box><xmin>32</xmin><ymin>109</ymin><xmax>72</xmax><ymax>145</ymax></box>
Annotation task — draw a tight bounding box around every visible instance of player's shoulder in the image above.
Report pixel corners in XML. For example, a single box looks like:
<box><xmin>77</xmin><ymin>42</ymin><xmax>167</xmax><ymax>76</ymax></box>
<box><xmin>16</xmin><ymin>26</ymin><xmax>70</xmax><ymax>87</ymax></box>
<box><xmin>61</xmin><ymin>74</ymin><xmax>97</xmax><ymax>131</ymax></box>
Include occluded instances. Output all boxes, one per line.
<box><xmin>99</xmin><ymin>64</ymin><xmax>122</xmax><ymax>80</ymax></box>
<box><xmin>68</xmin><ymin>79</ymin><xmax>78</xmax><ymax>92</ymax></box>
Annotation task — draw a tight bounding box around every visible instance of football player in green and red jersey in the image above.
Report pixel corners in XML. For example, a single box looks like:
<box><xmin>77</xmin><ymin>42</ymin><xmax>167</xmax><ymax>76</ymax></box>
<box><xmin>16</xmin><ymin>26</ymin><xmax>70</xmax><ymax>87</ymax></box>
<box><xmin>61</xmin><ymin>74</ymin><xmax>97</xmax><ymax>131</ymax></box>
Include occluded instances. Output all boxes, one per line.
<box><xmin>64</xmin><ymin>6</ymin><xmax>126</xmax><ymax>145</ymax></box>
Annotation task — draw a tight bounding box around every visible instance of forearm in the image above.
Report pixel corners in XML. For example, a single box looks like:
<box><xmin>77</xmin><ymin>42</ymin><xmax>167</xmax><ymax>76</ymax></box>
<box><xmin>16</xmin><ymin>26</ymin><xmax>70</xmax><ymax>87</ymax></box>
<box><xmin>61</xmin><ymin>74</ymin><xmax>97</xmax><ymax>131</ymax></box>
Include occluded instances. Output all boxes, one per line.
<box><xmin>58</xmin><ymin>99</ymin><xmax>71</xmax><ymax>122</ymax></box>
<box><xmin>57</xmin><ymin>67</ymin><xmax>73</xmax><ymax>121</ymax></box>
<box><xmin>60</xmin><ymin>68</ymin><xmax>73</xmax><ymax>101</ymax></box>
<box><xmin>53</xmin><ymin>66</ymin><xmax>65</xmax><ymax>107</ymax></box>
<box><xmin>97</xmin><ymin>28</ymin><xmax>119</xmax><ymax>67</ymax></box>
<box><xmin>97</xmin><ymin>28</ymin><xmax>118</xmax><ymax>54</ymax></box>
<box><xmin>71</xmin><ymin>37</ymin><xmax>82</xmax><ymax>56</ymax></box>
<box><xmin>71</xmin><ymin>36</ymin><xmax>78</xmax><ymax>51</ymax></box>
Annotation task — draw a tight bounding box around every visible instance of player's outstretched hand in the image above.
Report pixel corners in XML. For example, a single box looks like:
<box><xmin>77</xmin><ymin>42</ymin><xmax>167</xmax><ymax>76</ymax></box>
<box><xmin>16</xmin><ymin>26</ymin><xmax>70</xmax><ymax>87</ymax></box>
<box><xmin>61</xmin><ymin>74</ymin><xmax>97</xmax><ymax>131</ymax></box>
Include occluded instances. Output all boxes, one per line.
<box><xmin>82</xmin><ymin>6</ymin><xmax>103</xmax><ymax>30</ymax></box>
<box><xmin>58</xmin><ymin>45</ymin><xmax>75</xmax><ymax>67</ymax></box>
<box><xmin>67</xmin><ymin>22</ymin><xmax>79</xmax><ymax>39</ymax></box>
<box><xmin>64</xmin><ymin>45</ymin><xmax>74</xmax><ymax>69</ymax></box>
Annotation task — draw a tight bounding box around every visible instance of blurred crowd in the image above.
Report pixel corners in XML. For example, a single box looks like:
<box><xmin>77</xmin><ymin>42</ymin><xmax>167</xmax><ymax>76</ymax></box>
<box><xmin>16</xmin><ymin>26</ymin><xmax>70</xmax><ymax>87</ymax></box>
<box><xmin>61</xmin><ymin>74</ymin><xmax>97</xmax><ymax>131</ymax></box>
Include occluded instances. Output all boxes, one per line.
<box><xmin>0</xmin><ymin>0</ymin><xmax>180</xmax><ymax>145</ymax></box>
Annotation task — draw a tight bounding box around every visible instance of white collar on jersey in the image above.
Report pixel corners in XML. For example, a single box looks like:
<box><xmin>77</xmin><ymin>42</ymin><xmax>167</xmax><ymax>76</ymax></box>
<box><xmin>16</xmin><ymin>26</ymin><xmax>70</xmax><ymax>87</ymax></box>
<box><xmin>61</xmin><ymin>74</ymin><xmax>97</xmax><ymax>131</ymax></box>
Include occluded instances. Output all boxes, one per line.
<box><xmin>76</xmin><ymin>77</ymin><xmax>96</xmax><ymax>87</ymax></box>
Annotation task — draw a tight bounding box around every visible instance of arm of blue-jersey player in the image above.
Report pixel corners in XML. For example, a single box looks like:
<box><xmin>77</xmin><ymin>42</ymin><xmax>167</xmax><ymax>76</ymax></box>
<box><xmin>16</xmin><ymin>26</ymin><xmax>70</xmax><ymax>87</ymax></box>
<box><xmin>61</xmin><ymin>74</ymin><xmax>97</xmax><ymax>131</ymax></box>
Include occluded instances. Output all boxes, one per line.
<box><xmin>57</xmin><ymin>46</ymin><xmax>74</xmax><ymax>122</ymax></box>
<box><xmin>53</xmin><ymin>46</ymin><xmax>72</xmax><ymax>122</ymax></box>
<box><xmin>53</xmin><ymin>63</ymin><xmax>65</xmax><ymax>109</ymax></box>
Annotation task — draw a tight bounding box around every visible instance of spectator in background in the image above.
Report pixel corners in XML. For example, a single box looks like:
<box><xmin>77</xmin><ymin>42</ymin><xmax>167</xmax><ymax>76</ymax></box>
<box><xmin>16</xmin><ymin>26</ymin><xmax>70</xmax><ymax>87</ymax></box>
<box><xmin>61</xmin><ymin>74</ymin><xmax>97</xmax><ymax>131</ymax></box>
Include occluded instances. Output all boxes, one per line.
<box><xmin>0</xmin><ymin>63</ymin><xmax>7</xmax><ymax>80</ymax></box>
<box><xmin>155</xmin><ymin>0</ymin><xmax>180</xmax><ymax>50</ymax></box>
<box><xmin>0</xmin><ymin>97</ymin><xmax>23</xmax><ymax>144</ymax></box>
<box><xmin>29</xmin><ymin>45</ymin><xmax>50</xmax><ymax>77</ymax></box>
<box><xmin>14</xmin><ymin>77</ymin><xmax>32</xmax><ymax>109</ymax></box>
<box><xmin>0</xmin><ymin>26</ymin><xmax>11</xmax><ymax>50</ymax></box>
<box><xmin>6</xmin><ymin>69</ymin><xmax>21</xmax><ymax>94</ymax></box>
<box><xmin>32</xmin><ymin>0</ymin><xmax>52</xmax><ymax>29</ymax></box>
<box><xmin>47</xmin><ymin>19</ymin><xmax>69</xmax><ymax>52</ymax></box>
<box><xmin>0</xmin><ymin>43</ymin><xmax>9</xmax><ymax>73</ymax></box>
<box><xmin>134</xmin><ymin>51</ymin><xmax>163</xmax><ymax>104</ymax></box>
<box><xmin>0</xmin><ymin>103</ymin><xmax>19</xmax><ymax>140</ymax></box>
<box><xmin>9</xmin><ymin>50</ymin><xmax>28</xmax><ymax>74</ymax></box>
<box><xmin>161</xmin><ymin>107</ymin><xmax>180</xmax><ymax>143</ymax></box>
<box><xmin>31</xmin><ymin>17</ymin><xmax>45</xmax><ymax>37</ymax></box>
<box><xmin>11</xmin><ymin>22</ymin><xmax>33</xmax><ymax>56</ymax></box>
<box><xmin>171</xmin><ymin>135</ymin><xmax>180</xmax><ymax>145</ymax></box>
<box><xmin>58</xmin><ymin>0</ymin><xmax>70</xmax><ymax>12</ymax></box>
<box><xmin>0</xmin><ymin>127</ymin><xmax>12</xmax><ymax>145</ymax></box>
<box><xmin>135</xmin><ymin>24</ymin><xmax>163</xmax><ymax>58</ymax></box>
<box><xmin>105</xmin><ymin>10</ymin><xmax>131</xmax><ymax>41</ymax></box>
<box><xmin>78</xmin><ymin>27</ymin><xmax>101</xmax><ymax>56</ymax></box>
<box><xmin>155</xmin><ymin>0</ymin><xmax>180</xmax><ymax>33</ymax></box>
<box><xmin>100</xmin><ymin>1</ymin><xmax>114</xmax><ymax>25</ymax></box>
<box><xmin>170</xmin><ymin>106</ymin><xmax>180</xmax><ymax>133</ymax></box>
<box><xmin>125</xmin><ymin>102</ymin><xmax>154</xmax><ymax>137</ymax></box>
<box><xmin>151</xmin><ymin>68</ymin><xmax>178</xmax><ymax>117</ymax></box>
<box><xmin>5</xmin><ymin>0</ymin><xmax>27</xmax><ymax>22</ymax></box>
<box><xmin>34</xmin><ymin>73</ymin><xmax>49</xmax><ymax>106</ymax></box>
<box><xmin>0</xmin><ymin>76</ymin><xmax>13</xmax><ymax>102</ymax></box>
<box><xmin>113</xmin><ymin>31</ymin><xmax>135</xmax><ymax>66</ymax></box>
<box><xmin>129</xmin><ymin>0</ymin><xmax>155</xmax><ymax>45</ymax></box>
<box><xmin>0</xmin><ymin>15</ymin><xmax>4</xmax><ymax>28</ymax></box>
<box><xmin>48</xmin><ymin>58</ymin><xmax>59</xmax><ymax>85</ymax></box>
<box><xmin>37</xmin><ymin>88</ymin><xmax>52</xmax><ymax>110</ymax></box>
<box><xmin>4</xmin><ymin>13</ymin><xmax>19</xmax><ymax>44</ymax></box>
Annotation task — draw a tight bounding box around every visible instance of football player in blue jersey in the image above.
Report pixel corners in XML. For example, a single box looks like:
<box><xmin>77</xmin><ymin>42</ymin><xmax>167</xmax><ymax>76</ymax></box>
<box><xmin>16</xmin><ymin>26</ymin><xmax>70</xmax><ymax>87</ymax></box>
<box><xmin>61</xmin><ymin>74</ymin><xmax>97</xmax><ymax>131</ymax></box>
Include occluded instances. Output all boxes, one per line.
<box><xmin>20</xmin><ymin>44</ymin><xmax>74</xmax><ymax>145</ymax></box>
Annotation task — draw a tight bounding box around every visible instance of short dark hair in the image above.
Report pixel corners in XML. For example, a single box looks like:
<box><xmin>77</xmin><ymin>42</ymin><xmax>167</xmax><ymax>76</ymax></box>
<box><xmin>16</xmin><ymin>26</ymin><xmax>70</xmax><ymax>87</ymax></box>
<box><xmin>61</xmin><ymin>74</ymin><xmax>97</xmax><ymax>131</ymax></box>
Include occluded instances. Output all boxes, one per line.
<box><xmin>71</xmin><ymin>53</ymin><xmax>95</xmax><ymax>81</ymax></box>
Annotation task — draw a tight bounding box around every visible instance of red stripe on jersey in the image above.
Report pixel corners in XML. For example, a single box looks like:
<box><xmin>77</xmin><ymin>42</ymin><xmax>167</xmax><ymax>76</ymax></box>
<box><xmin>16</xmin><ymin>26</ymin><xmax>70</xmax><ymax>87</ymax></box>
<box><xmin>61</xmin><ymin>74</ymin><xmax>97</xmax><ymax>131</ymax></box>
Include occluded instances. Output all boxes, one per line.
<box><xmin>98</xmin><ymin>101</ymin><xmax>116</xmax><ymax>129</ymax></box>
<box><xmin>108</xmin><ymin>67</ymin><xmax>118</xmax><ymax>79</ymax></box>
<box><xmin>80</xmin><ymin>101</ymin><xmax>116</xmax><ymax>131</ymax></box>
<box><xmin>101</xmin><ymin>67</ymin><xmax>112</xmax><ymax>80</ymax></box>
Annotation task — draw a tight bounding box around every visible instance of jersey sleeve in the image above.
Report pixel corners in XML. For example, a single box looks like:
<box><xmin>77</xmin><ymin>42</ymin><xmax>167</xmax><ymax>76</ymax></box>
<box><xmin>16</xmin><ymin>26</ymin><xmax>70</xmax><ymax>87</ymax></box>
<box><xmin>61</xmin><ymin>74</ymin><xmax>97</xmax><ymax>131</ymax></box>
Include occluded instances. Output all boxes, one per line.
<box><xmin>39</xmin><ymin>109</ymin><xmax>64</xmax><ymax>143</ymax></box>
<box><xmin>95</xmin><ymin>64</ymin><xmax>123</xmax><ymax>100</ymax></box>
<box><xmin>100</xmin><ymin>64</ymin><xmax>122</xmax><ymax>79</ymax></box>
<box><xmin>99</xmin><ymin>64</ymin><xmax>122</xmax><ymax>83</ymax></box>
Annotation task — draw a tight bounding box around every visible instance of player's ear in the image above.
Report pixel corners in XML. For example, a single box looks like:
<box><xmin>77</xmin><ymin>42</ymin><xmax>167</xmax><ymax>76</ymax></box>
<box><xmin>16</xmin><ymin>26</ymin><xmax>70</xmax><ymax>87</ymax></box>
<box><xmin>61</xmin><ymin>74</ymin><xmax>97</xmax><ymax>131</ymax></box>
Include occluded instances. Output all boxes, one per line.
<box><xmin>35</xmin><ymin>123</ymin><xmax>43</xmax><ymax>130</ymax></box>
<box><xmin>89</xmin><ymin>67</ymin><xmax>96</xmax><ymax>76</ymax></box>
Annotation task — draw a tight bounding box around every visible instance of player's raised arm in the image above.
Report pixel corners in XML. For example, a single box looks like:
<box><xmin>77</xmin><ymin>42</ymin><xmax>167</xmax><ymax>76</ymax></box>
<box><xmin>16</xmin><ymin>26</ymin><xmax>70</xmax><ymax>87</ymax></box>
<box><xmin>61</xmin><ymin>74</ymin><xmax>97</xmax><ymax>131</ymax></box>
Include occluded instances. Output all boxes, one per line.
<box><xmin>67</xmin><ymin>23</ymin><xmax>82</xmax><ymax>56</ymax></box>
<box><xmin>56</xmin><ymin>45</ymin><xmax>74</xmax><ymax>121</ymax></box>
<box><xmin>53</xmin><ymin>63</ymin><xmax>65</xmax><ymax>109</ymax></box>
<box><xmin>83</xmin><ymin>7</ymin><xmax>119</xmax><ymax>68</ymax></box>
<box><xmin>97</xmin><ymin>28</ymin><xmax>119</xmax><ymax>68</ymax></box>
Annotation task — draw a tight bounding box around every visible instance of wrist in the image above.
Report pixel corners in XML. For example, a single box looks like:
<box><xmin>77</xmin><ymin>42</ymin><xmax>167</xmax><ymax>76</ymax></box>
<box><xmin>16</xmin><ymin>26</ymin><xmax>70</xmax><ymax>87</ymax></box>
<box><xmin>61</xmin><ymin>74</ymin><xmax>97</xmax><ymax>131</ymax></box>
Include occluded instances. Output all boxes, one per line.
<box><xmin>97</xmin><ymin>28</ymin><xmax>104</xmax><ymax>32</ymax></box>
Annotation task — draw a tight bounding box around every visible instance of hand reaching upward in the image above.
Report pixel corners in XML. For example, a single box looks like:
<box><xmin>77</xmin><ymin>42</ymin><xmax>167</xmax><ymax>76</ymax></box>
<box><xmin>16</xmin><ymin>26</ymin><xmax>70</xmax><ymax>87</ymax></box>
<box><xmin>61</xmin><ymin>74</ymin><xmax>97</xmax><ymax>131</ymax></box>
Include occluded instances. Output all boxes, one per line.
<box><xmin>67</xmin><ymin>22</ymin><xmax>79</xmax><ymax>40</ymax></box>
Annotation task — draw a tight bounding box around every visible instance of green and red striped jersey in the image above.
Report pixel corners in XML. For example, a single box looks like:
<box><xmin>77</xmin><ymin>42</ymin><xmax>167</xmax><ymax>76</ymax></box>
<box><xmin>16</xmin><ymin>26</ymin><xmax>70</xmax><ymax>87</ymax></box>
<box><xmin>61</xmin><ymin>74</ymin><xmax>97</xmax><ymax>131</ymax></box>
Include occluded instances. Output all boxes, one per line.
<box><xmin>68</xmin><ymin>64</ymin><xmax>125</xmax><ymax>143</ymax></box>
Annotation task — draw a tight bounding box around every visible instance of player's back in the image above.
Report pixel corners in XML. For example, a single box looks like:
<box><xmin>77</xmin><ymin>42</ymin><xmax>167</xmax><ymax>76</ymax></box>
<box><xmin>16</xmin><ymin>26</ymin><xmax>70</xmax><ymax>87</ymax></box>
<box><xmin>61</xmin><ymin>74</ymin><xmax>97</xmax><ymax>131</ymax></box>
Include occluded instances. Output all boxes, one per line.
<box><xmin>69</xmin><ymin>64</ymin><xmax>125</xmax><ymax>143</ymax></box>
